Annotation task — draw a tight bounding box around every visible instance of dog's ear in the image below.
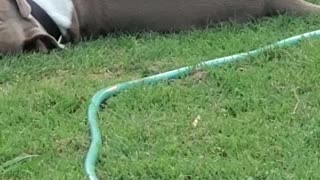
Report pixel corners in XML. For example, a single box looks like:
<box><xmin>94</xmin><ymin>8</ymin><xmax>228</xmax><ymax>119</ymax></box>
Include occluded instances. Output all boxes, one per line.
<box><xmin>16</xmin><ymin>0</ymin><xmax>32</xmax><ymax>18</ymax></box>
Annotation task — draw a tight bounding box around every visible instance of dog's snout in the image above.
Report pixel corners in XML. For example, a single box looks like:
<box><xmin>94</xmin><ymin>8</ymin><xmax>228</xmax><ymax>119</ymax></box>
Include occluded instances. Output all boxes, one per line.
<box><xmin>0</xmin><ymin>41</ymin><xmax>23</xmax><ymax>54</ymax></box>
<box><xmin>0</xmin><ymin>22</ymin><xmax>26</xmax><ymax>54</ymax></box>
<box><xmin>23</xmin><ymin>34</ymin><xmax>61</xmax><ymax>53</ymax></box>
<box><xmin>23</xmin><ymin>36</ymin><xmax>50</xmax><ymax>53</ymax></box>
<box><xmin>0</xmin><ymin>22</ymin><xmax>61</xmax><ymax>54</ymax></box>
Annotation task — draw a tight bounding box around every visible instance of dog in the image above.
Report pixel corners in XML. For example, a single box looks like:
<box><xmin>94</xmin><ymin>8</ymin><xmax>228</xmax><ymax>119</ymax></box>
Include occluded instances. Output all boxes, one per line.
<box><xmin>0</xmin><ymin>0</ymin><xmax>320</xmax><ymax>54</ymax></box>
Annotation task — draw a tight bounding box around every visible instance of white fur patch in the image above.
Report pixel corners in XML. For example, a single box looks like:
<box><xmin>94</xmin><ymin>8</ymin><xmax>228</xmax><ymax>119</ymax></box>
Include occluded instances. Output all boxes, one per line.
<box><xmin>32</xmin><ymin>0</ymin><xmax>74</xmax><ymax>35</ymax></box>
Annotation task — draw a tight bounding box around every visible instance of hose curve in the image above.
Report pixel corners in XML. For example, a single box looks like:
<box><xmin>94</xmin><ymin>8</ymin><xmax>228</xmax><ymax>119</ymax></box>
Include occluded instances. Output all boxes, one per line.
<box><xmin>85</xmin><ymin>30</ymin><xmax>320</xmax><ymax>180</ymax></box>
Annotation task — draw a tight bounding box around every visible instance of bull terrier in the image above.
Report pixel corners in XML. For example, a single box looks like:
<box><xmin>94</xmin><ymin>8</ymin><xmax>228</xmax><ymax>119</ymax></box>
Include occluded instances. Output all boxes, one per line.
<box><xmin>0</xmin><ymin>0</ymin><xmax>320</xmax><ymax>54</ymax></box>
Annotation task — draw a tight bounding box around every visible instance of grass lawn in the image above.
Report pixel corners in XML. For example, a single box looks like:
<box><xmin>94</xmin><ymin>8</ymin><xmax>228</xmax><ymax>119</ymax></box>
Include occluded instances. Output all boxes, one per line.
<box><xmin>1</xmin><ymin>6</ymin><xmax>320</xmax><ymax>180</ymax></box>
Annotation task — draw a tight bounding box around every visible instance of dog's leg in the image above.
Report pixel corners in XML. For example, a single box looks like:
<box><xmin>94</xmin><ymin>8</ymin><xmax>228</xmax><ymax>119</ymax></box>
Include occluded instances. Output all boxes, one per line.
<box><xmin>270</xmin><ymin>0</ymin><xmax>320</xmax><ymax>16</ymax></box>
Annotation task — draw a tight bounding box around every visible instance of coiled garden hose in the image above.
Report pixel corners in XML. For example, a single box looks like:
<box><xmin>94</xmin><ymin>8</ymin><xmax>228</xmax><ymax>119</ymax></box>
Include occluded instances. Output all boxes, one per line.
<box><xmin>85</xmin><ymin>30</ymin><xmax>320</xmax><ymax>180</ymax></box>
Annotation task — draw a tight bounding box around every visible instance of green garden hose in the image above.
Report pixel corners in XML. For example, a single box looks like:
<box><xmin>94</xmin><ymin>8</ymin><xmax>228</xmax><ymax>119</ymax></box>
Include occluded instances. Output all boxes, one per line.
<box><xmin>85</xmin><ymin>30</ymin><xmax>320</xmax><ymax>180</ymax></box>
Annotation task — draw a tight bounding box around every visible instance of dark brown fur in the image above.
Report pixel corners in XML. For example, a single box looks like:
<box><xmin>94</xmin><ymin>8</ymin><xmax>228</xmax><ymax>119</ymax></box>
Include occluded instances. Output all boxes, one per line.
<box><xmin>69</xmin><ymin>0</ymin><xmax>320</xmax><ymax>41</ymax></box>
